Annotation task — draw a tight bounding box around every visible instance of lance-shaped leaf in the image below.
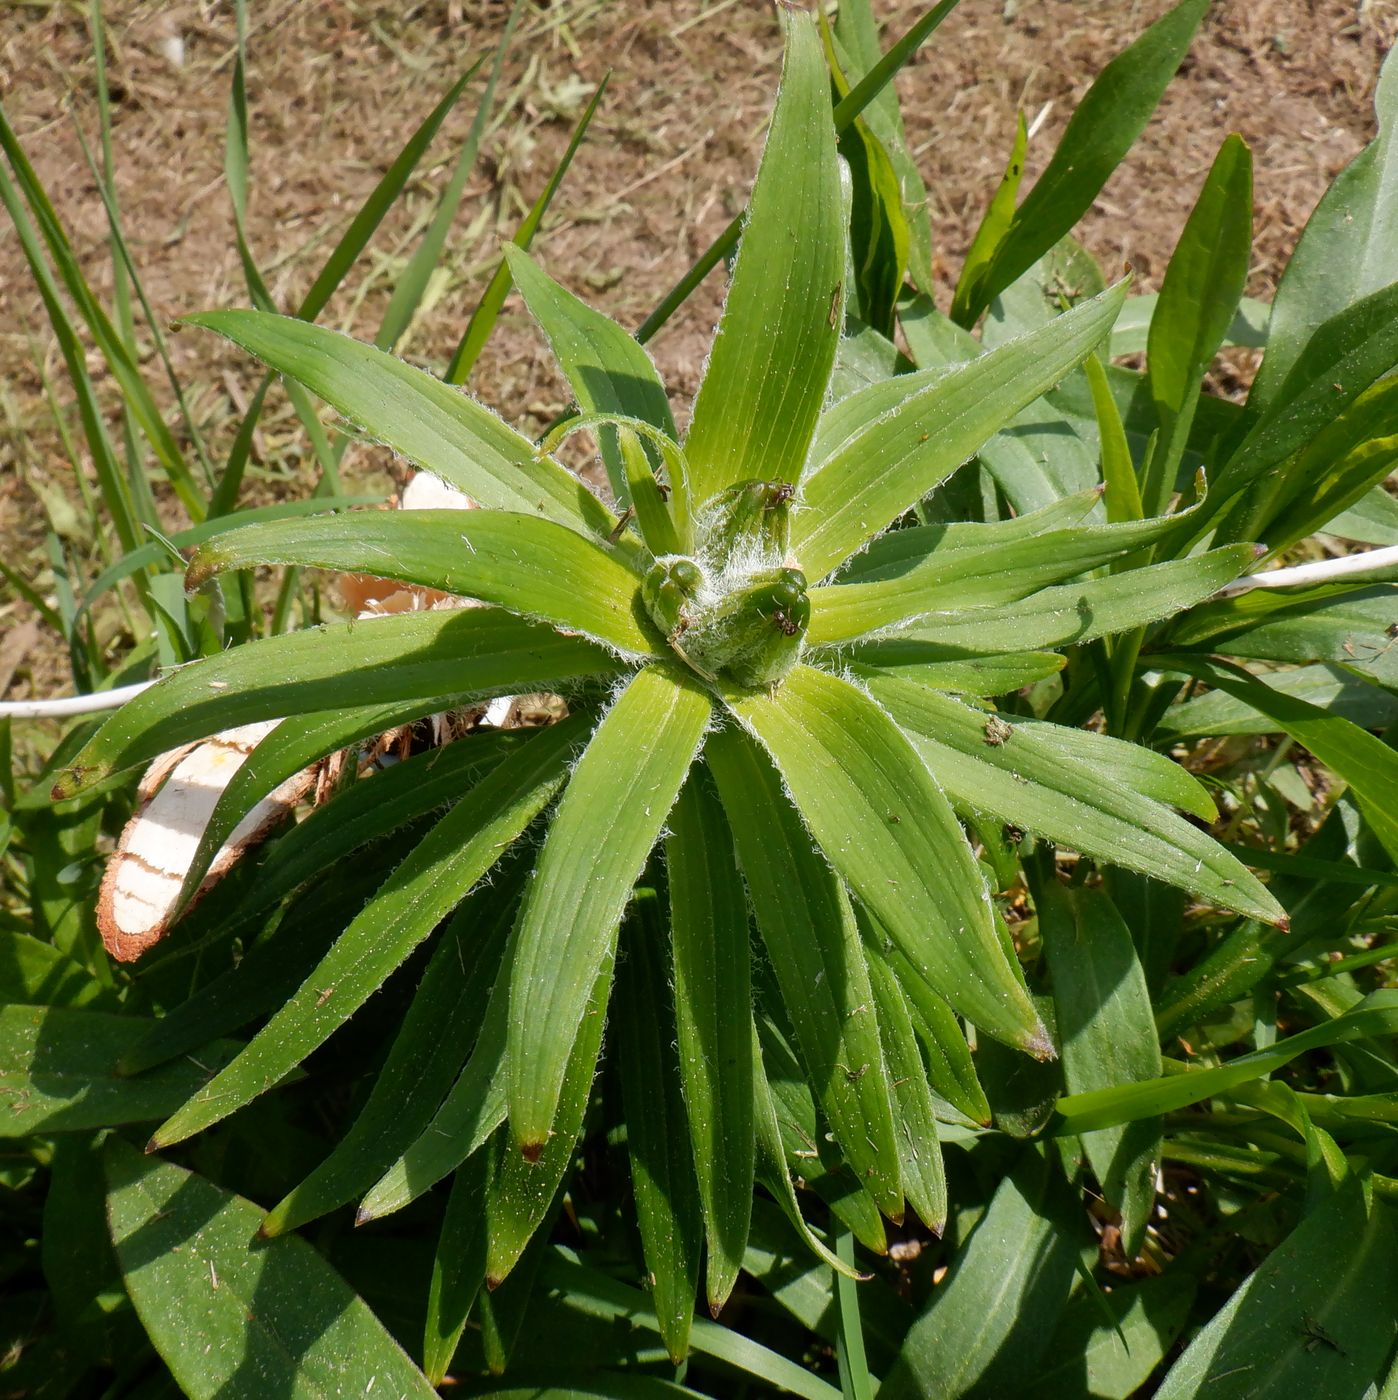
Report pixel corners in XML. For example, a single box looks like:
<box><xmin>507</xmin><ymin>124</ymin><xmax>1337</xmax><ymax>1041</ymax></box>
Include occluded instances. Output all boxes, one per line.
<box><xmin>104</xmin><ymin>1141</ymin><xmax>437</xmax><ymax>1400</ymax></box>
<box><xmin>866</xmin><ymin>675</ymin><xmax>1285</xmax><ymax>927</ymax></box>
<box><xmin>725</xmin><ymin>665</ymin><xmax>1050</xmax><ymax>1057</ymax></box>
<box><xmin>188</xmin><ymin>510</ymin><xmax>658</xmax><ymax>656</ymax></box>
<box><xmin>185</xmin><ymin>309</ymin><xmax>617</xmax><ymax>541</ymax></box>
<box><xmin>707</xmin><ymin>726</ymin><xmax>903</xmax><ymax>1221</ymax></box>
<box><xmin>1248</xmin><ymin>47</ymin><xmax>1398</xmax><ymax>413</ymax></box>
<box><xmin>53</xmin><ymin>608</ymin><xmax>618</xmax><ymax>796</ymax></box>
<box><xmin>683</xmin><ymin>5</ymin><xmax>844</xmax><ymax>504</ymax></box>
<box><xmin>616</xmin><ymin>889</ymin><xmax>703</xmax><ymax>1362</ymax></box>
<box><xmin>793</xmin><ymin>282</ymin><xmax>1128</xmax><ymax>581</ymax></box>
<box><xmin>848</xmin><ymin>646</ymin><xmax>1065</xmax><ymax>697</ymax></box>
<box><xmin>507</xmin><ymin>664</ymin><xmax>712</xmax><ymax>1155</ymax></box>
<box><xmin>260</xmin><ymin>869</ymin><xmax>519</xmax><ymax>1237</ymax></box>
<box><xmin>1039</xmin><ymin>881</ymin><xmax>1161</xmax><ymax>1257</ymax></box>
<box><xmin>961</xmin><ymin>0</ymin><xmax>1208</xmax><ymax>322</ymax></box>
<box><xmin>809</xmin><ymin>494</ymin><xmax>1215</xmax><ymax>645</ymax></box>
<box><xmin>504</xmin><ymin>243</ymin><xmax>676</xmax><ymax>510</ymax></box>
<box><xmin>1142</xmin><ymin>135</ymin><xmax>1252</xmax><ymax>515</ymax></box>
<box><xmin>665</xmin><ymin>768</ymin><xmax>755</xmax><ymax>1312</ymax></box>
<box><xmin>149</xmin><ymin>714</ymin><xmax>588</xmax><ymax>1150</ymax></box>
<box><xmin>868</xmin><ymin>544</ymin><xmax>1258</xmax><ymax>655</ymax></box>
<box><xmin>422</xmin><ymin>1141</ymin><xmax>493</xmax><ymax>1386</ymax></box>
<box><xmin>0</xmin><ymin>1007</ymin><xmax>239</xmax><ymax>1135</ymax></box>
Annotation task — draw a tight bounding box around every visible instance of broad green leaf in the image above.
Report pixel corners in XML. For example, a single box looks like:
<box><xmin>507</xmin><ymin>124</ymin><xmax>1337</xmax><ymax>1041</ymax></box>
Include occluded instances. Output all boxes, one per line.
<box><xmin>0</xmin><ymin>929</ymin><xmax>111</xmax><ymax>1009</ymax></box>
<box><xmin>487</xmin><ymin>946</ymin><xmax>616</xmax><ymax>1285</ymax></box>
<box><xmin>185</xmin><ymin>309</ymin><xmax>617</xmax><ymax>541</ymax></box>
<box><xmin>1142</xmin><ymin>134</ymin><xmax>1252</xmax><ymax>516</ymax></box>
<box><xmin>0</xmin><ymin>1006</ymin><xmax>237</xmax><ymax>1135</ymax></box>
<box><xmin>1039</xmin><ymin>882</ymin><xmax>1161</xmax><ymax>1256</ymax></box>
<box><xmin>53</xmin><ymin>608</ymin><xmax>616</xmax><ymax>795</ymax></box>
<box><xmin>683</xmin><ymin>6</ymin><xmax>844</xmax><ymax>503</ymax></box>
<box><xmin>665</xmin><ymin>768</ymin><xmax>755</xmax><ymax>1311</ymax></box>
<box><xmin>1249</xmin><ymin>46</ymin><xmax>1398</xmax><ymax>412</ymax></box>
<box><xmin>260</xmin><ymin>870</ymin><xmax>518</xmax><ymax>1237</ymax></box>
<box><xmin>1038</xmin><ymin>1273</ymin><xmax>1196</xmax><ymax>1400</ymax></box>
<box><xmin>1327</xmin><ymin>478</ymin><xmax>1398</xmax><ymax>545</ymax></box>
<box><xmin>1056</xmin><ymin>989</ymin><xmax>1398</xmax><ymax>1134</ymax></box>
<box><xmin>727</xmin><ymin>664</ymin><xmax>1049</xmax><ymax>1056</ymax></box>
<box><xmin>866</xmin><ymin>675</ymin><xmax>1285</xmax><ymax>926</ymax></box>
<box><xmin>882</xmin><ymin>1148</ymin><xmax>1086</xmax><ymax>1399</ymax></box>
<box><xmin>149</xmin><ymin>714</ymin><xmax>587</xmax><ymax>1149</ymax></box>
<box><xmin>951</xmin><ymin>112</ymin><xmax>1027</xmax><ymax>327</ymax></box>
<box><xmin>872</xmin><ymin>543</ymin><xmax>1258</xmax><ymax>654</ymax></box>
<box><xmin>965</xmin><ymin>0</ymin><xmax>1209</xmax><ymax>321</ymax></box>
<box><xmin>504</xmin><ymin>243</ymin><xmax>676</xmax><ymax>508</ymax></box>
<box><xmin>507</xmin><ymin>665</ymin><xmax>711</xmax><ymax>1153</ymax></box>
<box><xmin>104</xmin><ymin>1140</ymin><xmax>437</xmax><ymax>1400</ymax></box>
<box><xmin>1109</xmin><ymin>293</ymin><xmax>1270</xmax><ymax>359</ymax></box>
<box><xmin>1156</xmin><ymin>663</ymin><xmax>1398</xmax><ymax>739</ymax></box>
<box><xmin>188</xmin><ymin>509</ymin><xmax>657</xmax><ymax>656</ymax></box>
<box><xmin>615</xmin><ymin>890</ymin><xmax>703</xmax><ymax>1361</ymax></box>
<box><xmin>809</xmin><ymin>494</ymin><xmax>1214</xmax><ymax>645</ymax></box>
<box><xmin>708</xmin><ymin>727</ymin><xmax>903</xmax><ymax>1220</ymax></box>
<box><xmin>794</xmin><ymin>282</ymin><xmax>1129</xmax><ymax>581</ymax></box>
<box><xmin>1152</xmin><ymin>1178</ymin><xmax>1397</xmax><ymax>1399</ymax></box>
<box><xmin>846</xmin><ymin>644</ymin><xmax>1065</xmax><ymax>696</ymax></box>
<box><xmin>1155</xmin><ymin>656</ymin><xmax>1398</xmax><ymax>863</ymax></box>
<box><xmin>863</xmin><ymin>945</ymin><xmax>948</xmax><ymax>1233</ymax></box>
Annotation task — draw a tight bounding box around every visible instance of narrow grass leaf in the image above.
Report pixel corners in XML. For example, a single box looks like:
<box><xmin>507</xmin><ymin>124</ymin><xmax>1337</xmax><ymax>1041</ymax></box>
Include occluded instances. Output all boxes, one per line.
<box><xmin>708</xmin><ymin>727</ymin><xmax>903</xmax><ymax>1220</ymax></box>
<box><xmin>188</xmin><ymin>509</ymin><xmax>657</xmax><ymax>656</ymax></box>
<box><xmin>422</xmin><ymin>1142</ymin><xmax>492</xmax><ymax>1385</ymax></box>
<box><xmin>1039</xmin><ymin>882</ymin><xmax>1161</xmax><ymax>1255</ymax></box>
<box><xmin>951</xmin><ymin>112</ymin><xmax>1027</xmax><ymax>326</ymax></box>
<box><xmin>507</xmin><ymin>665</ymin><xmax>712</xmax><ymax>1154</ymax></box>
<box><xmin>794</xmin><ymin>282</ymin><xmax>1128</xmax><ymax>581</ymax></box>
<box><xmin>665</xmin><ymin>768</ymin><xmax>755</xmax><ymax>1312</ymax></box>
<box><xmin>149</xmin><ymin>715</ymin><xmax>586</xmax><ymax>1149</ymax></box>
<box><xmin>683</xmin><ymin>6</ymin><xmax>843</xmax><ymax>503</ymax></box>
<box><xmin>105</xmin><ymin>1140</ymin><xmax>437</xmax><ymax>1400</ymax></box>
<box><xmin>185</xmin><ymin>310</ymin><xmax>617</xmax><ymax>540</ymax></box>
<box><xmin>0</xmin><ymin>1007</ymin><xmax>238</xmax><ymax>1135</ymax></box>
<box><xmin>53</xmin><ymin>608</ymin><xmax>617</xmax><ymax>795</ymax></box>
<box><xmin>615</xmin><ymin>889</ymin><xmax>703</xmax><ymax>1362</ymax></box>
<box><xmin>726</xmin><ymin>665</ymin><xmax>1049</xmax><ymax>1057</ymax></box>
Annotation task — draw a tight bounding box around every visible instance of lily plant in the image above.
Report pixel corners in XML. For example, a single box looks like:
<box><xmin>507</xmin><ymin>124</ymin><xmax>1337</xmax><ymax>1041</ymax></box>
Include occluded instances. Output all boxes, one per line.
<box><xmin>54</xmin><ymin>1</ymin><xmax>1287</xmax><ymax>1356</ymax></box>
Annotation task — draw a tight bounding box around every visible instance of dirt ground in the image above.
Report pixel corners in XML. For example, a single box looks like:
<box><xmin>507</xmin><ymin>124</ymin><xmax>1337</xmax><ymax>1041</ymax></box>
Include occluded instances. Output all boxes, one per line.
<box><xmin>1</xmin><ymin>0</ymin><xmax>1395</xmax><ymax>700</ymax></box>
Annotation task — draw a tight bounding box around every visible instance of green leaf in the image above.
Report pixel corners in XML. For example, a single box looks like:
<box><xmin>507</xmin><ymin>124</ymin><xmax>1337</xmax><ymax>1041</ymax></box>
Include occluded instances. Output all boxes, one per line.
<box><xmin>665</xmin><ymin>768</ymin><xmax>755</xmax><ymax>1312</ymax></box>
<box><xmin>1152</xmin><ymin>1178</ymin><xmax>1397</xmax><ymax>1399</ymax></box>
<box><xmin>260</xmin><ymin>870</ymin><xmax>519</xmax><ymax>1237</ymax></box>
<box><xmin>1055</xmin><ymin>989</ymin><xmax>1398</xmax><ymax>1134</ymax></box>
<box><xmin>794</xmin><ymin>282</ymin><xmax>1129</xmax><ymax>581</ymax></box>
<box><xmin>615</xmin><ymin>889</ymin><xmax>702</xmax><ymax>1362</ymax></box>
<box><xmin>882</xmin><ymin>1149</ymin><xmax>1086</xmax><ymax>1399</ymax></box>
<box><xmin>0</xmin><ymin>930</ymin><xmax>112</xmax><ymax>1009</ymax></box>
<box><xmin>683</xmin><ymin>5</ymin><xmax>844</xmax><ymax>504</ymax></box>
<box><xmin>184</xmin><ymin>309</ymin><xmax>617</xmax><ymax>541</ymax></box>
<box><xmin>707</xmin><ymin>727</ymin><xmax>903</xmax><ymax>1220</ymax></box>
<box><xmin>188</xmin><ymin>508</ymin><xmax>657</xmax><ymax>657</ymax></box>
<box><xmin>104</xmin><ymin>1140</ymin><xmax>437</xmax><ymax>1399</ymax></box>
<box><xmin>866</xmin><ymin>677</ymin><xmax>1283</xmax><ymax>925</ymax></box>
<box><xmin>952</xmin><ymin>112</ymin><xmax>1027</xmax><ymax>327</ymax></box>
<box><xmin>1248</xmin><ymin>47</ymin><xmax>1398</xmax><ymax>413</ymax></box>
<box><xmin>507</xmin><ymin>665</ymin><xmax>712</xmax><ymax>1154</ymax></box>
<box><xmin>1038</xmin><ymin>1273</ymin><xmax>1196</xmax><ymax>1400</ymax></box>
<box><xmin>1142</xmin><ymin>134</ymin><xmax>1253</xmax><ymax>516</ymax></box>
<box><xmin>727</xmin><ymin>664</ymin><xmax>1049</xmax><ymax>1057</ymax></box>
<box><xmin>1155</xmin><ymin>656</ymin><xmax>1398</xmax><ymax>863</ymax></box>
<box><xmin>1039</xmin><ymin>882</ymin><xmax>1161</xmax><ymax>1256</ymax></box>
<box><xmin>1109</xmin><ymin>294</ymin><xmax>1270</xmax><ymax>359</ymax></box>
<box><xmin>505</xmin><ymin>243</ymin><xmax>676</xmax><ymax>509</ymax></box>
<box><xmin>422</xmin><ymin>1142</ymin><xmax>492</xmax><ymax>1385</ymax></box>
<box><xmin>53</xmin><ymin>608</ymin><xmax>617</xmax><ymax>795</ymax></box>
<box><xmin>873</xmin><ymin>544</ymin><xmax>1258</xmax><ymax>654</ymax></box>
<box><xmin>844</xmin><ymin>645</ymin><xmax>1065</xmax><ymax>696</ymax></box>
<box><xmin>149</xmin><ymin>713</ymin><xmax>587</xmax><ymax>1149</ymax></box>
<box><xmin>0</xmin><ymin>1007</ymin><xmax>238</xmax><ymax>1135</ymax></box>
<box><xmin>965</xmin><ymin>0</ymin><xmax>1209</xmax><ymax>321</ymax></box>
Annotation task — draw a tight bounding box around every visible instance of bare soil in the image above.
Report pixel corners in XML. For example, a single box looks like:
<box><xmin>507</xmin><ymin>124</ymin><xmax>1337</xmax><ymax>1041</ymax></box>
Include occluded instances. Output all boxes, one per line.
<box><xmin>1</xmin><ymin>0</ymin><xmax>1394</xmax><ymax>701</ymax></box>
